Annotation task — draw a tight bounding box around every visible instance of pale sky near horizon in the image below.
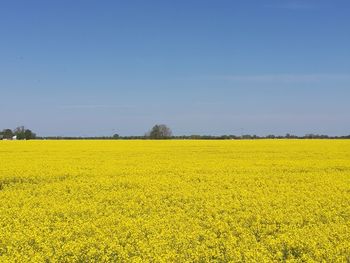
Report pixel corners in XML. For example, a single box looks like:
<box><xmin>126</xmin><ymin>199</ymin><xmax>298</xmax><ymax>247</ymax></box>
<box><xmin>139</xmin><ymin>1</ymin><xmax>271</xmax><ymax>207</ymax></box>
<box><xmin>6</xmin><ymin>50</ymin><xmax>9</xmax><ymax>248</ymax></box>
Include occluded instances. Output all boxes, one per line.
<box><xmin>1</xmin><ymin>0</ymin><xmax>349</xmax><ymax>136</ymax></box>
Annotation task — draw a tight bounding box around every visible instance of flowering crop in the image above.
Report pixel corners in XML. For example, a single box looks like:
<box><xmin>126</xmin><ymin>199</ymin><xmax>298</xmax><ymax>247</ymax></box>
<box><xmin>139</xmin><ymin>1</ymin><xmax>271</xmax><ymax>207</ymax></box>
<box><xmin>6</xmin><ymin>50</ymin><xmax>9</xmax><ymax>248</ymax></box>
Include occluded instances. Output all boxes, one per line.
<box><xmin>0</xmin><ymin>140</ymin><xmax>349</xmax><ymax>262</ymax></box>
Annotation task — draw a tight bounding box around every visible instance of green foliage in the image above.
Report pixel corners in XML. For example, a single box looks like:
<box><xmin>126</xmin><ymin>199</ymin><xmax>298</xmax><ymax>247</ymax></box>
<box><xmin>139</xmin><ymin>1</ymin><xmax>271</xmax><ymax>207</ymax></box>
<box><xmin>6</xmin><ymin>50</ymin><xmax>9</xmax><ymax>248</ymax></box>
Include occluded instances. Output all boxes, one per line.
<box><xmin>0</xmin><ymin>126</ymin><xmax>36</xmax><ymax>140</ymax></box>
<box><xmin>1</xmin><ymin>129</ymin><xmax>13</xmax><ymax>139</ymax></box>
<box><xmin>148</xmin><ymin>124</ymin><xmax>172</xmax><ymax>139</ymax></box>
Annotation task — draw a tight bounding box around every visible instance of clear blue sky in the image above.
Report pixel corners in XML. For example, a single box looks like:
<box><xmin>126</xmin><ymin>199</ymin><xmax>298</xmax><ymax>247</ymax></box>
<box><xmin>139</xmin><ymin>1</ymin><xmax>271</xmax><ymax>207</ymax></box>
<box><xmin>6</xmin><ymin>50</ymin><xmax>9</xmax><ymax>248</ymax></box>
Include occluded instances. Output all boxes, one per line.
<box><xmin>1</xmin><ymin>0</ymin><xmax>349</xmax><ymax>136</ymax></box>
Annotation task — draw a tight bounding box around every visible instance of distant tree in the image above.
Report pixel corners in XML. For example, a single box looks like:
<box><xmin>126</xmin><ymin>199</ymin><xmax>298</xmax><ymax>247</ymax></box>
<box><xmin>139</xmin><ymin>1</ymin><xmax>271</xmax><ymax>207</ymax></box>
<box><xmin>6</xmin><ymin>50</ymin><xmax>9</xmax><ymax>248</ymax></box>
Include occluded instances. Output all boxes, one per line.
<box><xmin>14</xmin><ymin>126</ymin><xmax>26</xmax><ymax>139</ymax></box>
<box><xmin>285</xmin><ymin>133</ymin><xmax>298</xmax><ymax>139</ymax></box>
<box><xmin>113</xmin><ymin>133</ymin><xmax>120</xmax><ymax>139</ymax></box>
<box><xmin>24</xmin><ymin>129</ymin><xmax>36</xmax><ymax>140</ymax></box>
<box><xmin>305</xmin><ymin>133</ymin><xmax>322</xmax><ymax>139</ymax></box>
<box><xmin>148</xmin><ymin>124</ymin><xmax>172</xmax><ymax>139</ymax></box>
<box><xmin>2</xmin><ymin>129</ymin><xmax>13</xmax><ymax>139</ymax></box>
<box><xmin>12</xmin><ymin>126</ymin><xmax>36</xmax><ymax>140</ymax></box>
<box><xmin>241</xmin><ymin>134</ymin><xmax>252</xmax><ymax>139</ymax></box>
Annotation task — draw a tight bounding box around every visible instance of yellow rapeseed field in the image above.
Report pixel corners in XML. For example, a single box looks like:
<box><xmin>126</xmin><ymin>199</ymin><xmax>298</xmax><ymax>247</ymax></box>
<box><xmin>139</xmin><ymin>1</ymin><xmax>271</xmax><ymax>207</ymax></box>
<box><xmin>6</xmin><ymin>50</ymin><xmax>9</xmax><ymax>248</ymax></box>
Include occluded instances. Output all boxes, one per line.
<box><xmin>0</xmin><ymin>140</ymin><xmax>349</xmax><ymax>262</ymax></box>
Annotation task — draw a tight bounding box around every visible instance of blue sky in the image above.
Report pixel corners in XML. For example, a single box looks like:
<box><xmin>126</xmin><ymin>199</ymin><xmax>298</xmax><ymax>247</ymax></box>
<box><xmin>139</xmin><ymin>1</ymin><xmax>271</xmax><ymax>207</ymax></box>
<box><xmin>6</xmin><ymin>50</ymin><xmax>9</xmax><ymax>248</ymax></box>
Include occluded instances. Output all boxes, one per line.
<box><xmin>1</xmin><ymin>0</ymin><xmax>349</xmax><ymax>136</ymax></box>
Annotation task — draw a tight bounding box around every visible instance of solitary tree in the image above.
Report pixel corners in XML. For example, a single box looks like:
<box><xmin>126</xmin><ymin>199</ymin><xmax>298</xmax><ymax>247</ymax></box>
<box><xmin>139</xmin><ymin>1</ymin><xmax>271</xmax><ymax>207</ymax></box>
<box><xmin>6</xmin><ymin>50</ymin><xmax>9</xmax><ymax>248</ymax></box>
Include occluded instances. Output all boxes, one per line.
<box><xmin>24</xmin><ymin>129</ymin><xmax>36</xmax><ymax>140</ymax></box>
<box><xmin>2</xmin><ymin>129</ymin><xmax>13</xmax><ymax>139</ymax></box>
<box><xmin>14</xmin><ymin>126</ymin><xmax>26</xmax><ymax>139</ymax></box>
<box><xmin>148</xmin><ymin>124</ymin><xmax>172</xmax><ymax>139</ymax></box>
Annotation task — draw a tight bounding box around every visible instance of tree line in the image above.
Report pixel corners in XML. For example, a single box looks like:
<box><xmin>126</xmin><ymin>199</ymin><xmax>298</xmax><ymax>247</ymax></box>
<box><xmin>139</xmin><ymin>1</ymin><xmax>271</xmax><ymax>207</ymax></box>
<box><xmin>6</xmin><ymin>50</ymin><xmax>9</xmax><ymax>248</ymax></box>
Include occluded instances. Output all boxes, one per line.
<box><xmin>0</xmin><ymin>126</ymin><xmax>36</xmax><ymax>140</ymax></box>
<box><xmin>1</xmin><ymin>124</ymin><xmax>350</xmax><ymax>140</ymax></box>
